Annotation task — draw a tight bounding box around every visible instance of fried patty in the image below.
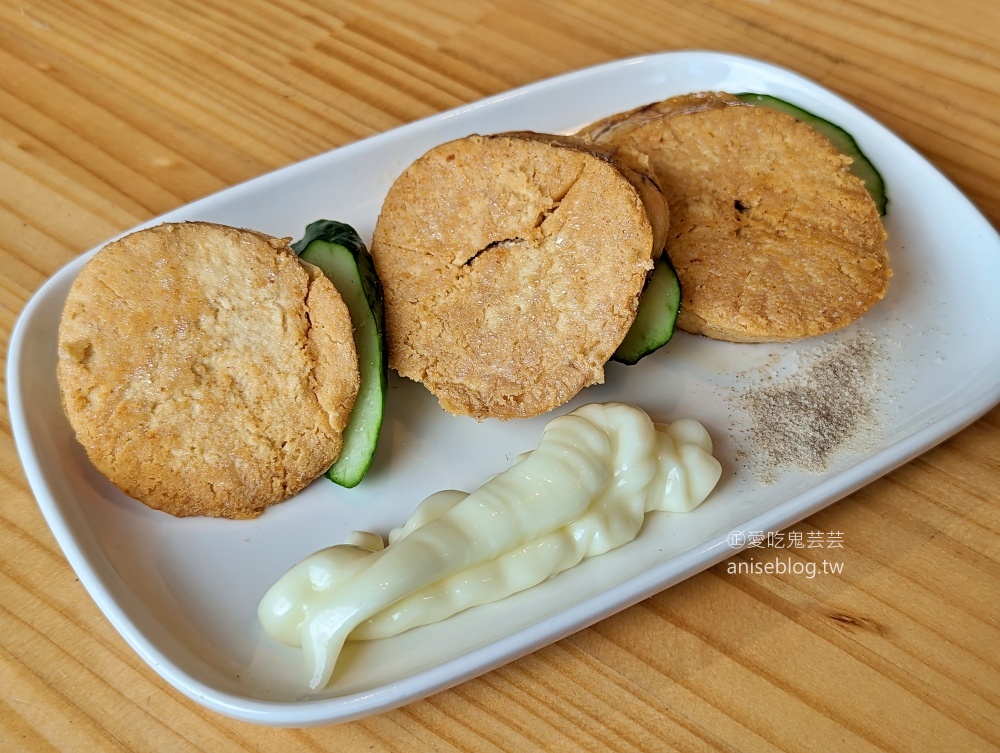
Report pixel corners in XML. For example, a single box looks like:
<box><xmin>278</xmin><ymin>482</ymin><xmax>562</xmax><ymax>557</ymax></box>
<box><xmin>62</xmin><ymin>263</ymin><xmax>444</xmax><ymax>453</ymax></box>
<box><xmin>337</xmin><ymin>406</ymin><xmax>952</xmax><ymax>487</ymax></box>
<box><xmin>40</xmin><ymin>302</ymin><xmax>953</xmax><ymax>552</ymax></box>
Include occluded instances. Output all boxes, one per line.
<box><xmin>580</xmin><ymin>92</ymin><xmax>890</xmax><ymax>342</ymax></box>
<box><xmin>371</xmin><ymin>132</ymin><xmax>667</xmax><ymax>419</ymax></box>
<box><xmin>57</xmin><ymin>222</ymin><xmax>359</xmax><ymax>518</ymax></box>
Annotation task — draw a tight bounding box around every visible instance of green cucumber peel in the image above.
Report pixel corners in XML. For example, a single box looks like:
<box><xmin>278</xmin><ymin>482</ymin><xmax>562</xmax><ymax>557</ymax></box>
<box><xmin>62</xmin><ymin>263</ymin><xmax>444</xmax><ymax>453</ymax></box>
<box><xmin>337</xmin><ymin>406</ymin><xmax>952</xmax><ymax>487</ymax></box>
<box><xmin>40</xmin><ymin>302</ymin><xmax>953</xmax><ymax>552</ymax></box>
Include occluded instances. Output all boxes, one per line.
<box><xmin>293</xmin><ymin>220</ymin><xmax>387</xmax><ymax>489</ymax></box>
<box><xmin>614</xmin><ymin>255</ymin><xmax>681</xmax><ymax>365</ymax></box>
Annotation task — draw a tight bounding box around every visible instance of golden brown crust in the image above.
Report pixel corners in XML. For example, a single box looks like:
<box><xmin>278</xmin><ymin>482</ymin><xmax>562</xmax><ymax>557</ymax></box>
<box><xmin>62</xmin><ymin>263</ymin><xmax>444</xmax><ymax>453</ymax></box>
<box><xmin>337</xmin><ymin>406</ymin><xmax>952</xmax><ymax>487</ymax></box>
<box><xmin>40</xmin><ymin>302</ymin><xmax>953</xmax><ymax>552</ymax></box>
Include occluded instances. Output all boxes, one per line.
<box><xmin>502</xmin><ymin>131</ymin><xmax>670</xmax><ymax>255</ymax></box>
<box><xmin>57</xmin><ymin>222</ymin><xmax>359</xmax><ymax>518</ymax></box>
<box><xmin>580</xmin><ymin>93</ymin><xmax>890</xmax><ymax>342</ymax></box>
<box><xmin>371</xmin><ymin>132</ymin><xmax>663</xmax><ymax>419</ymax></box>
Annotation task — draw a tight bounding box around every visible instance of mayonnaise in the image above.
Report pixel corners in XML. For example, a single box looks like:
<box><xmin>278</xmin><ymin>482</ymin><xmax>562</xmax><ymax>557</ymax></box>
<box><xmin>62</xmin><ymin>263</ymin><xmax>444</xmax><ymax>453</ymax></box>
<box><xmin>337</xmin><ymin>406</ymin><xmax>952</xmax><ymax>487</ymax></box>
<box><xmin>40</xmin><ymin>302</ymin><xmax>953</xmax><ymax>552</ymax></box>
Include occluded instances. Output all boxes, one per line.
<box><xmin>258</xmin><ymin>402</ymin><xmax>722</xmax><ymax>690</ymax></box>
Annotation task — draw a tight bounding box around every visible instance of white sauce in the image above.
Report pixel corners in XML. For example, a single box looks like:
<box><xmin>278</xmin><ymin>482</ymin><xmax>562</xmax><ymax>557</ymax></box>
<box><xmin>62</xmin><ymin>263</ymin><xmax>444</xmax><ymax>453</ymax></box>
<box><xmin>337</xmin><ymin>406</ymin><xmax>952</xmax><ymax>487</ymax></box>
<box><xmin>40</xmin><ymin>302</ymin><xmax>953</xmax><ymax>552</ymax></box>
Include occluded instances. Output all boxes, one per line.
<box><xmin>258</xmin><ymin>402</ymin><xmax>722</xmax><ymax>690</ymax></box>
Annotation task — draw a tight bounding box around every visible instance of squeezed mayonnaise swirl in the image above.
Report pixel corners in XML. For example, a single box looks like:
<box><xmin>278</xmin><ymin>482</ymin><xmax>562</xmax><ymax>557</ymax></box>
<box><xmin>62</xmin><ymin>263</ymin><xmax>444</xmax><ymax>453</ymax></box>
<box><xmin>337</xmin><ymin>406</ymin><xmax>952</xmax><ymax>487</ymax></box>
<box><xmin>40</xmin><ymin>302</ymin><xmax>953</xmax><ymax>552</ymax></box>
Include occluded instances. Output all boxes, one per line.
<box><xmin>258</xmin><ymin>402</ymin><xmax>722</xmax><ymax>690</ymax></box>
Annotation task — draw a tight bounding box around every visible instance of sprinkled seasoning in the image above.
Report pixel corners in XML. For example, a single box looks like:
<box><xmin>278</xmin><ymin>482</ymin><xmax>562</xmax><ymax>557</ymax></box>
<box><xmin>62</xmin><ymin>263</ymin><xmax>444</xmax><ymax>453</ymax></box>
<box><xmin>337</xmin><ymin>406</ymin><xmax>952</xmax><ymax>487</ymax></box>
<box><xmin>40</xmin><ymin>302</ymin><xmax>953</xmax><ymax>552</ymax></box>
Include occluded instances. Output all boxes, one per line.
<box><xmin>732</xmin><ymin>331</ymin><xmax>884</xmax><ymax>484</ymax></box>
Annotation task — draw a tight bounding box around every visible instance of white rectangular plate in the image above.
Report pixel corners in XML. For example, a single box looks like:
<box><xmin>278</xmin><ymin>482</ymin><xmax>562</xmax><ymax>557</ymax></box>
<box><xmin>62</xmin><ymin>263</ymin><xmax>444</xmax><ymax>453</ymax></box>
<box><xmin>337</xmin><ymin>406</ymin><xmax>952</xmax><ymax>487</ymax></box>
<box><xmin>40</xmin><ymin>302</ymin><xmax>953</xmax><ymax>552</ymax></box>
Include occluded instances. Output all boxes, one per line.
<box><xmin>10</xmin><ymin>51</ymin><xmax>1000</xmax><ymax>726</ymax></box>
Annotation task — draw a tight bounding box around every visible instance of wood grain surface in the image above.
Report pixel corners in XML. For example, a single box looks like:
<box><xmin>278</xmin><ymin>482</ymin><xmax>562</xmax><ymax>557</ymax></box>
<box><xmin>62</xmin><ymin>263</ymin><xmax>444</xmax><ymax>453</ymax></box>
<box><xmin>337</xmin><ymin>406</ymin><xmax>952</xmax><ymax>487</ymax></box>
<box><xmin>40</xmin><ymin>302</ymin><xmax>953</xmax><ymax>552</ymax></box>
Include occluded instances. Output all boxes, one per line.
<box><xmin>2</xmin><ymin>0</ymin><xmax>999</xmax><ymax>750</ymax></box>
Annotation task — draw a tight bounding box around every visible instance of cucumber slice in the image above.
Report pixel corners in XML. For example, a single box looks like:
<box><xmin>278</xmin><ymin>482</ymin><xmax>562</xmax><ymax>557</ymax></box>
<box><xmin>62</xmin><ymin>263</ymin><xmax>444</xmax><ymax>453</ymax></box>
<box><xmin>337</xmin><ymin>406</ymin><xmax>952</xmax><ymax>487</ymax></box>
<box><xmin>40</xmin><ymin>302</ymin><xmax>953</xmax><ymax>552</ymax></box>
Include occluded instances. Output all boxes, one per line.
<box><xmin>293</xmin><ymin>220</ymin><xmax>387</xmax><ymax>488</ymax></box>
<box><xmin>613</xmin><ymin>255</ymin><xmax>681</xmax><ymax>365</ymax></box>
<box><xmin>735</xmin><ymin>93</ymin><xmax>888</xmax><ymax>216</ymax></box>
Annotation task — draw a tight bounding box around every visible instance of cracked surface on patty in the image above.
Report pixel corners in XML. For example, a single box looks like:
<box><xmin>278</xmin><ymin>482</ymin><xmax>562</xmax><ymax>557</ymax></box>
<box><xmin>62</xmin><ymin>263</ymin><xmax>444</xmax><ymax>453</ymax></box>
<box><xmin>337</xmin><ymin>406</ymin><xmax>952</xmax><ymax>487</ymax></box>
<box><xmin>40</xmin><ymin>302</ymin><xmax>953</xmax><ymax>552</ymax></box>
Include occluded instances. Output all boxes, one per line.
<box><xmin>57</xmin><ymin>222</ymin><xmax>359</xmax><ymax>518</ymax></box>
<box><xmin>371</xmin><ymin>133</ymin><xmax>661</xmax><ymax>419</ymax></box>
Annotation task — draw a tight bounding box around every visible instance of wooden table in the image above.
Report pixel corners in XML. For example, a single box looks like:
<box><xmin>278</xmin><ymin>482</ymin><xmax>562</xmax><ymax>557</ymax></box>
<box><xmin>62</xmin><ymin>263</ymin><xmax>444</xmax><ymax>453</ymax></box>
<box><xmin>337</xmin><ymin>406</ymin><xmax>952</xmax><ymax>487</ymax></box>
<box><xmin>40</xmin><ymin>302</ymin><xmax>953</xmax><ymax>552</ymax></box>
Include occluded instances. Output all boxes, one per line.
<box><xmin>2</xmin><ymin>1</ymin><xmax>998</xmax><ymax>750</ymax></box>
